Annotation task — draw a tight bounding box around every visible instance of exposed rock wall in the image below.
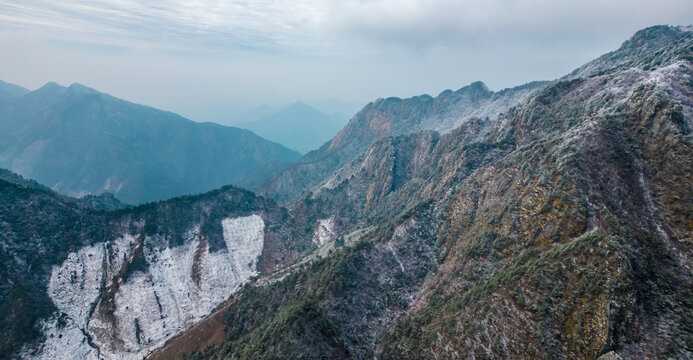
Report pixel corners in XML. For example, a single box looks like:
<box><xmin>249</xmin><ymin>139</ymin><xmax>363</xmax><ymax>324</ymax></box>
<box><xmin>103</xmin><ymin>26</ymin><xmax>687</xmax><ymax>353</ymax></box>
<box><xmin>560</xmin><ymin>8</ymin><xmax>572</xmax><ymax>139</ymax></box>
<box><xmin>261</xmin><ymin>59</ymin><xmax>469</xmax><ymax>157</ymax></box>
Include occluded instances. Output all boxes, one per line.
<box><xmin>25</xmin><ymin>215</ymin><xmax>264</xmax><ymax>360</ymax></box>
<box><xmin>259</xmin><ymin>81</ymin><xmax>548</xmax><ymax>204</ymax></box>
<box><xmin>180</xmin><ymin>26</ymin><xmax>693</xmax><ymax>360</ymax></box>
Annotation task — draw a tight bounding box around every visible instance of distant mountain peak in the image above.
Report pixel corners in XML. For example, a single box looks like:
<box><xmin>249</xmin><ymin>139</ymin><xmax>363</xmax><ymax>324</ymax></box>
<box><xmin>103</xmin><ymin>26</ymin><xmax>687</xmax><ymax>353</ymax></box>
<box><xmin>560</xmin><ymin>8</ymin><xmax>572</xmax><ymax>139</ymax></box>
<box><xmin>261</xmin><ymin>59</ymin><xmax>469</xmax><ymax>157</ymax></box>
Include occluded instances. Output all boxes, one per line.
<box><xmin>67</xmin><ymin>82</ymin><xmax>99</xmax><ymax>94</ymax></box>
<box><xmin>436</xmin><ymin>81</ymin><xmax>491</xmax><ymax>98</ymax></box>
<box><xmin>238</xmin><ymin>102</ymin><xmax>347</xmax><ymax>154</ymax></box>
<box><xmin>39</xmin><ymin>81</ymin><xmax>64</xmax><ymax>90</ymax></box>
<box><xmin>283</xmin><ymin>101</ymin><xmax>320</xmax><ymax>114</ymax></box>
<box><xmin>27</xmin><ymin>82</ymin><xmax>67</xmax><ymax>98</ymax></box>
<box><xmin>287</xmin><ymin>100</ymin><xmax>310</xmax><ymax>108</ymax></box>
<box><xmin>33</xmin><ymin>82</ymin><xmax>100</xmax><ymax>96</ymax></box>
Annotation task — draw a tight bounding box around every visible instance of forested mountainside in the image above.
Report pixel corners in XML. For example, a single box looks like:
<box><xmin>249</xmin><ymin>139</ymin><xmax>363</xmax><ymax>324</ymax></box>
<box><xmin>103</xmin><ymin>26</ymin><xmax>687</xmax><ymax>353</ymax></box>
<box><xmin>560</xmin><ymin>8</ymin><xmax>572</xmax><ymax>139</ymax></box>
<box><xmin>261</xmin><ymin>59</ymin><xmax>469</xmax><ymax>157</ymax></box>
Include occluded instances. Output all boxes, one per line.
<box><xmin>1</xmin><ymin>25</ymin><xmax>691</xmax><ymax>360</ymax></box>
<box><xmin>0</xmin><ymin>174</ymin><xmax>319</xmax><ymax>359</ymax></box>
<box><xmin>176</xmin><ymin>25</ymin><xmax>692</xmax><ymax>359</ymax></box>
<box><xmin>0</xmin><ymin>82</ymin><xmax>300</xmax><ymax>204</ymax></box>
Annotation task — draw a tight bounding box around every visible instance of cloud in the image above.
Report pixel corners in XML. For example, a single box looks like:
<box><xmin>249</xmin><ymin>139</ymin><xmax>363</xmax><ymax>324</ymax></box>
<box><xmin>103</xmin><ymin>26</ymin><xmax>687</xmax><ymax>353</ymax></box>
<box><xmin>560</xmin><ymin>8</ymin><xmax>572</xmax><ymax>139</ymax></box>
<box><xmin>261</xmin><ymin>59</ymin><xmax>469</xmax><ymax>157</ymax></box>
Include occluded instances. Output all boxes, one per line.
<box><xmin>325</xmin><ymin>0</ymin><xmax>693</xmax><ymax>49</ymax></box>
<box><xmin>0</xmin><ymin>0</ymin><xmax>692</xmax><ymax>121</ymax></box>
<box><xmin>1</xmin><ymin>0</ymin><xmax>692</xmax><ymax>54</ymax></box>
<box><xmin>0</xmin><ymin>0</ymin><xmax>328</xmax><ymax>52</ymax></box>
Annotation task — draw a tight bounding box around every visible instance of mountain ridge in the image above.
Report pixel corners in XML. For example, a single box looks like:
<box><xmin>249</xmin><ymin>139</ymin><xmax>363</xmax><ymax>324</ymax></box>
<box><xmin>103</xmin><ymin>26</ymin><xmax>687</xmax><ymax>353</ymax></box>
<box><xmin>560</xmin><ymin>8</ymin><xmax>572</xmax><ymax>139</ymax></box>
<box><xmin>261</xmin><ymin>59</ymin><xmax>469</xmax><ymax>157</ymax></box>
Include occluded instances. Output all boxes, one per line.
<box><xmin>258</xmin><ymin>79</ymin><xmax>549</xmax><ymax>203</ymax></box>
<box><xmin>0</xmin><ymin>167</ymin><xmax>127</xmax><ymax>210</ymax></box>
<box><xmin>0</xmin><ymin>82</ymin><xmax>301</xmax><ymax>204</ymax></box>
<box><xmin>0</xmin><ymin>80</ymin><xmax>29</xmax><ymax>100</ymax></box>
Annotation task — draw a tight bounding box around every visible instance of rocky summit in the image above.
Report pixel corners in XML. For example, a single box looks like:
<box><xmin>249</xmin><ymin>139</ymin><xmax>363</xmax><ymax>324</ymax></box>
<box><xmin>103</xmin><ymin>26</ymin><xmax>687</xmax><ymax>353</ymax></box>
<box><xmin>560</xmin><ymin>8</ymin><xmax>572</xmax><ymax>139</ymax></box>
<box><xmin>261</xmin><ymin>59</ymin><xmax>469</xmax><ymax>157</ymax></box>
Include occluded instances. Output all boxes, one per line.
<box><xmin>1</xmin><ymin>25</ymin><xmax>691</xmax><ymax>360</ymax></box>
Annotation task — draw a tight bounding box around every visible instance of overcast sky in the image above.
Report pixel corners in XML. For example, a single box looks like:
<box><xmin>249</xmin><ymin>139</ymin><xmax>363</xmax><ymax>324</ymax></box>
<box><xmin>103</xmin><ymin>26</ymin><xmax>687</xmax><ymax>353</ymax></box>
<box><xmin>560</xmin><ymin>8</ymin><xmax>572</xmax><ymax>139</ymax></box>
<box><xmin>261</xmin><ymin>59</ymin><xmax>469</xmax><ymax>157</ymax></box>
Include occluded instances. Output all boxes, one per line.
<box><xmin>1</xmin><ymin>0</ymin><xmax>692</xmax><ymax>122</ymax></box>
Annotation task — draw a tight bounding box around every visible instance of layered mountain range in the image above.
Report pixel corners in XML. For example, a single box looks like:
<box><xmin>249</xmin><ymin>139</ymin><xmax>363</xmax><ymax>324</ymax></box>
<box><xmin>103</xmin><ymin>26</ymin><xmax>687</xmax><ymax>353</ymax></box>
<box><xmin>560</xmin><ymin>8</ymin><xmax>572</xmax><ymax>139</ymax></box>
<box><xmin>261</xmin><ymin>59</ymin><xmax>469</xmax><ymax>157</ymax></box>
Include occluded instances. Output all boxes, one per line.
<box><xmin>0</xmin><ymin>83</ymin><xmax>300</xmax><ymax>204</ymax></box>
<box><xmin>1</xmin><ymin>25</ymin><xmax>691</xmax><ymax>360</ymax></box>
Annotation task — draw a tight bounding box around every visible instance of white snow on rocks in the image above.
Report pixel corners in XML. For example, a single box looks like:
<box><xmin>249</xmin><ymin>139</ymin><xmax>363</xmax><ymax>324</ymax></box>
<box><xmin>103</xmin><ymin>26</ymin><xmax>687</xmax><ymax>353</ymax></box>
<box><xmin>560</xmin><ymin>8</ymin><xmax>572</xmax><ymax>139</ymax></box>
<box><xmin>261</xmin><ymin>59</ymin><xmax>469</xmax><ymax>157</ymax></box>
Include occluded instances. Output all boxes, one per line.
<box><xmin>105</xmin><ymin>234</ymin><xmax>138</xmax><ymax>286</ymax></box>
<box><xmin>22</xmin><ymin>244</ymin><xmax>106</xmax><ymax>360</ymax></box>
<box><xmin>312</xmin><ymin>217</ymin><xmax>336</xmax><ymax>246</ymax></box>
<box><xmin>48</xmin><ymin>244</ymin><xmax>105</xmax><ymax>329</ymax></box>
<box><xmin>28</xmin><ymin>215</ymin><xmax>265</xmax><ymax>360</ymax></box>
<box><xmin>222</xmin><ymin>215</ymin><xmax>266</xmax><ymax>281</ymax></box>
<box><xmin>24</xmin><ymin>317</ymin><xmax>99</xmax><ymax>360</ymax></box>
<box><xmin>425</xmin><ymin>84</ymin><xmax>545</xmax><ymax>135</ymax></box>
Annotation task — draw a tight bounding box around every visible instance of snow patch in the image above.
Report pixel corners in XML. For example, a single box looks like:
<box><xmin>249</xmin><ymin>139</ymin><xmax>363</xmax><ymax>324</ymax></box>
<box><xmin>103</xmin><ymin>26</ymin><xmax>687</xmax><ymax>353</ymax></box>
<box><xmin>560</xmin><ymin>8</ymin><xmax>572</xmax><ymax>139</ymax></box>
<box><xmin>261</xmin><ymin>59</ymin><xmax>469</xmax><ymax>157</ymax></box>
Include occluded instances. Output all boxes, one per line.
<box><xmin>48</xmin><ymin>244</ymin><xmax>105</xmax><ymax>328</ymax></box>
<box><xmin>222</xmin><ymin>215</ymin><xmax>266</xmax><ymax>281</ymax></box>
<box><xmin>312</xmin><ymin>217</ymin><xmax>336</xmax><ymax>246</ymax></box>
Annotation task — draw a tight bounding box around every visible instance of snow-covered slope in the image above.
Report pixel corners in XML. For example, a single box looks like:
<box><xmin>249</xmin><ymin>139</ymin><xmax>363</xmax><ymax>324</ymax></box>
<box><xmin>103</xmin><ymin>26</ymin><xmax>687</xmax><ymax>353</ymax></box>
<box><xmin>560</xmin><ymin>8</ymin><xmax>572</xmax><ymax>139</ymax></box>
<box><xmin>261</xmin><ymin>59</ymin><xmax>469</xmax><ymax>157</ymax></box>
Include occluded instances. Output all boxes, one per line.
<box><xmin>24</xmin><ymin>215</ymin><xmax>265</xmax><ymax>360</ymax></box>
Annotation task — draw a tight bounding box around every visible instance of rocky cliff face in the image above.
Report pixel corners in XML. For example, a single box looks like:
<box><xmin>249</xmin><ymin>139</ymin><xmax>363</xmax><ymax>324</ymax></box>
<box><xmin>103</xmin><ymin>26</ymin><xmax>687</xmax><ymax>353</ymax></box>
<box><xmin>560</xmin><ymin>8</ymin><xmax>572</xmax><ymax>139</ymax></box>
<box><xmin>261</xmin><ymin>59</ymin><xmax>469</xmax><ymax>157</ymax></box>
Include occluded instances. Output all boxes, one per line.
<box><xmin>178</xmin><ymin>25</ymin><xmax>692</xmax><ymax>359</ymax></box>
<box><xmin>258</xmin><ymin>80</ymin><xmax>548</xmax><ymax>204</ymax></box>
